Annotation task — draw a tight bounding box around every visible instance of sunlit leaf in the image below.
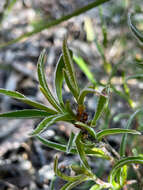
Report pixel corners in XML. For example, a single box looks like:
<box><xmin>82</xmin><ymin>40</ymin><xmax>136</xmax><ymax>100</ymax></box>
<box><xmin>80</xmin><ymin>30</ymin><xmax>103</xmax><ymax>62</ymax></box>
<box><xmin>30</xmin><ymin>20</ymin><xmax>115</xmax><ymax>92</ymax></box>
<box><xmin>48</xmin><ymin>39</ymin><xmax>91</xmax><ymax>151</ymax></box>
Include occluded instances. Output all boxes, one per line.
<box><xmin>128</xmin><ymin>13</ymin><xmax>143</xmax><ymax>43</ymax></box>
<box><xmin>66</xmin><ymin>132</ymin><xmax>75</xmax><ymax>153</ymax></box>
<box><xmin>84</xmin><ymin>16</ymin><xmax>95</xmax><ymax>42</ymax></box>
<box><xmin>85</xmin><ymin>147</ymin><xmax>110</xmax><ymax>160</ymax></box>
<box><xmin>62</xmin><ymin>38</ymin><xmax>79</xmax><ymax>99</ymax></box>
<box><xmin>116</xmin><ymin>165</ymin><xmax>128</xmax><ymax>188</ymax></box>
<box><xmin>120</xmin><ymin>108</ymin><xmax>143</xmax><ymax>157</ymax></box>
<box><xmin>90</xmin><ymin>184</ymin><xmax>102</xmax><ymax>190</ymax></box>
<box><xmin>91</xmin><ymin>87</ymin><xmax>108</xmax><ymax>126</ymax></box>
<box><xmin>0</xmin><ymin>109</ymin><xmax>54</xmax><ymax>118</ymax></box>
<box><xmin>73</xmin><ymin>55</ymin><xmax>97</xmax><ymax>86</ymax></box>
<box><xmin>75</xmin><ymin>122</ymin><xmax>96</xmax><ymax>139</ymax></box>
<box><xmin>37</xmin><ymin>50</ymin><xmax>62</xmax><ymax>112</ymax></box>
<box><xmin>96</xmin><ymin>128</ymin><xmax>141</xmax><ymax>141</ymax></box>
<box><xmin>0</xmin><ymin>88</ymin><xmax>24</xmax><ymax>98</ymax></box>
<box><xmin>0</xmin><ymin>88</ymin><xmax>57</xmax><ymax>113</ymax></box>
<box><xmin>109</xmin><ymin>156</ymin><xmax>143</xmax><ymax>188</ymax></box>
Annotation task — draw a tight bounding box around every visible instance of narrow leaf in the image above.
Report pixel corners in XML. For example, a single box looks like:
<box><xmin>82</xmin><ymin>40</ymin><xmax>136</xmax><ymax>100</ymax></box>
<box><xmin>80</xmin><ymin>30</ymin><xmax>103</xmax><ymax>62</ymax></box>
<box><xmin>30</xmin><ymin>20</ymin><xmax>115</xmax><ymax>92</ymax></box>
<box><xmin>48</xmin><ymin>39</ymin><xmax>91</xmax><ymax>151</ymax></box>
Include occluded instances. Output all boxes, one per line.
<box><xmin>60</xmin><ymin>176</ymin><xmax>87</xmax><ymax>190</ymax></box>
<box><xmin>75</xmin><ymin>132</ymin><xmax>90</xmax><ymax>170</ymax></box>
<box><xmin>66</xmin><ymin>132</ymin><xmax>75</xmax><ymax>153</ymax></box>
<box><xmin>109</xmin><ymin>156</ymin><xmax>143</xmax><ymax>188</ymax></box>
<box><xmin>96</xmin><ymin>128</ymin><xmax>141</xmax><ymax>141</ymax></box>
<box><xmin>0</xmin><ymin>88</ymin><xmax>57</xmax><ymax>113</ymax></box>
<box><xmin>62</xmin><ymin>38</ymin><xmax>79</xmax><ymax>98</ymax></box>
<box><xmin>78</xmin><ymin>88</ymin><xmax>106</xmax><ymax>105</ymax></box>
<box><xmin>37</xmin><ymin>135</ymin><xmax>76</xmax><ymax>153</ymax></box>
<box><xmin>0</xmin><ymin>109</ymin><xmax>54</xmax><ymax>118</ymax></box>
<box><xmin>31</xmin><ymin>113</ymin><xmax>72</xmax><ymax>135</ymax></box>
<box><xmin>116</xmin><ymin>165</ymin><xmax>128</xmax><ymax>187</ymax></box>
<box><xmin>120</xmin><ymin>108</ymin><xmax>143</xmax><ymax>157</ymax></box>
<box><xmin>60</xmin><ymin>182</ymin><xmax>73</xmax><ymax>190</ymax></box>
<box><xmin>37</xmin><ymin>135</ymin><xmax>110</xmax><ymax>158</ymax></box>
<box><xmin>54</xmin><ymin>156</ymin><xmax>85</xmax><ymax>182</ymax></box>
<box><xmin>126</xmin><ymin>74</ymin><xmax>143</xmax><ymax>81</ymax></box>
<box><xmin>22</xmin><ymin>97</ymin><xmax>57</xmax><ymax>113</ymax></box>
<box><xmin>91</xmin><ymin>87</ymin><xmax>108</xmax><ymax>126</ymax></box>
<box><xmin>37</xmin><ymin>50</ymin><xmax>62</xmax><ymax>112</ymax></box>
<box><xmin>0</xmin><ymin>88</ymin><xmax>24</xmax><ymax>98</ymax></box>
<box><xmin>75</xmin><ymin>122</ymin><xmax>96</xmax><ymax>139</ymax></box>
<box><xmin>90</xmin><ymin>184</ymin><xmax>102</xmax><ymax>190</ymax></box>
<box><xmin>54</xmin><ymin>54</ymin><xmax>65</xmax><ymax>107</ymax></box>
<box><xmin>128</xmin><ymin>13</ymin><xmax>143</xmax><ymax>43</ymax></box>
<box><xmin>63</xmin><ymin>68</ymin><xmax>78</xmax><ymax>98</ymax></box>
<box><xmin>84</xmin><ymin>16</ymin><xmax>95</xmax><ymax>42</ymax></box>
<box><xmin>0</xmin><ymin>0</ymin><xmax>110</xmax><ymax>48</ymax></box>
<box><xmin>73</xmin><ymin>55</ymin><xmax>97</xmax><ymax>86</ymax></box>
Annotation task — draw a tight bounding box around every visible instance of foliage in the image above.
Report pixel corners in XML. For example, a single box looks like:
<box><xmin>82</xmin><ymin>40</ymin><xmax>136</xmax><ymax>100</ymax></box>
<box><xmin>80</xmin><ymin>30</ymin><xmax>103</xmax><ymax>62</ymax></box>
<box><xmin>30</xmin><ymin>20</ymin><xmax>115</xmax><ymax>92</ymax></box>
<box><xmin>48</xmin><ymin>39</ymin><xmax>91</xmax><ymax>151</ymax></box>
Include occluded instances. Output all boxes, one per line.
<box><xmin>0</xmin><ymin>37</ymin><xmax>142</xmax><ymax>189</ymax></box>
<box><xmin>0</xmin><ymin>0</ymin><xmax>143</xmax><ymax>189</ymax></box>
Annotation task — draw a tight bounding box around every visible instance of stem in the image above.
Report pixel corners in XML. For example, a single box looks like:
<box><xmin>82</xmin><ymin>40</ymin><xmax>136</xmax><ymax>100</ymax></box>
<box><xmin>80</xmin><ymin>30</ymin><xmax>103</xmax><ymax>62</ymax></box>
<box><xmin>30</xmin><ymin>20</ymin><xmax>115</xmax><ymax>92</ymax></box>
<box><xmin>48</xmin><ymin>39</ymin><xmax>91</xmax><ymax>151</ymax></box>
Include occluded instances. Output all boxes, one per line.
<box><xmin>0</xmin><ymin>0</ymin><xmax>110</xmax><ymax>48</ymax></box>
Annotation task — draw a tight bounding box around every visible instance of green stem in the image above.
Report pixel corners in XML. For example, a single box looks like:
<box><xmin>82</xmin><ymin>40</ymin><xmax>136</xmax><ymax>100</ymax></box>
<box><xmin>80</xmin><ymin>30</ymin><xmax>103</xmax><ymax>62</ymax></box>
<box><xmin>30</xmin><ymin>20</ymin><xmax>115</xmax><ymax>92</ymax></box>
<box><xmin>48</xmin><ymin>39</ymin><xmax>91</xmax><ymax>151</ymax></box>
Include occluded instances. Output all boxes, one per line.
<box><xmin>0</xmin><ymin>0</ymin><xmax>110</xmax><ymax>48</ymax></box>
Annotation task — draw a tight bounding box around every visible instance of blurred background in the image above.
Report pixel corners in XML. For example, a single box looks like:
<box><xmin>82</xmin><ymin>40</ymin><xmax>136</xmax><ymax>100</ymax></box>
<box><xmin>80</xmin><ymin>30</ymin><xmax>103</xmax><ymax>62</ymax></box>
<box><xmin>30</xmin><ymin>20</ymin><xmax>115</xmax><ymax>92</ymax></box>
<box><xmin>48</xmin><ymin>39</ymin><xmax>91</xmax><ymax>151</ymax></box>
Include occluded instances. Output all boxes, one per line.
<box><xmin>0</xmin><ymin>0</ymin><xmax>143</xmax><ymax>189</ymax></box>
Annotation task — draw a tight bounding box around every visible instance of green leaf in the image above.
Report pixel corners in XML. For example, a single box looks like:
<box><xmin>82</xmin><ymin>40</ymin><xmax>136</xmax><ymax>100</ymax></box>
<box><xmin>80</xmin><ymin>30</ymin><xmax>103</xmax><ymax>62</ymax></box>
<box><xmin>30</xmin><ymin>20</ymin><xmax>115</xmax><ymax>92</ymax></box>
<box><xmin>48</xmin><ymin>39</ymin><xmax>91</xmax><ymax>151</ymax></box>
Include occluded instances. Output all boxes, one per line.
<box><xmin>60</xmin><ymin>182</ymin><xmax>73</xmax><ymax>190</ymax></box>
<box><xmin>128</xmin><ymin>13</ymin><xmax>143</xmax><ymax>43</ymax></box>
<box><xmin>73</xmin><ymin>55</ymin><xmax>97</xmax><ymax>86</ymax></box>
<box><xmin>31</xmin><ymin>113</ymin><xmax>72</xmax><ymax>135</ymax></box>
<box><xmin>109</xmin><ymin>156</ymin><xmax>143</xmax><ymax>188</ymax></box>
<box><xmin>63</xmin><ymin>68</ymin><xmax>78</xmax><ymax>98</ymax></box>
<box><xmin>91</xmin><ymin>87</ymin><xmax>108</xmax><ymax>126</ymax></box>
<box><xmin>66</xmin><ymin>132</ymin><xmax>75</xmax><ymax>153</ymax></box>
<box><xmin>62</xmin><ymin>38</ymin><xmax>79</xmax><ymax>99</ymax></box>
<box><xmin>116</xmin><ymin>165</ymin><xmax>128</xmax><ymax>188</ymax></box>
<box><xmin>126</xmin><ymin>74</ymin><xmax>143</xmax><ymax>81</ymax></box>
<box><xmin>0</xmin><ymin>109</ymin><xmax>54</xmax><ymax>118</ymax></box>
<box><xmin>37</xmin><ymin>135</ymin><xmax>110</xmax><ymax>159</ymax></box>
<box><xmin>0</xmin><ymin>88</ymin><xmax>57</xmax><ymax>113</ymax></box>
<box><xmin>54</xmin><ymin>54</ymin><xmax>65</xmax><ymax>107</ymax></box>
<box><xmin>0</xmin><ymin>0</ymin><xmax>110</xmax><ymax>48</ymax></box>
<box><xmin>99</xmin><ymin>6</ymin><xmax>108</xmax><ymax>48</ymax></box>
<box><xmin>120</xmin><ymin>108</ymin><xmax>143</xmax><ymax>157</ymax></box>
<box><xmin>96</xmin><ymin>128</ymin><xmax>141</xmax><ymax>141</ymax></box>
<box><xmin>60</xmin><ymin>176</ymin><xmax>87</xmax><ymax>190</ymax></box>
<box><xmin>113</xmin><ymin>113</ymin><xmax>129</xmax><ymax>122</ymax></box>
<box><xmin>37</xmin><ymin>135</ymin><xmax>76</xmax><ymax>153</ymax></box>
<box><xmin>37</xmin><ymin>50</ymin><xmax>62</xmax><ymax>112</ymax></box>
<box><xmin>54</xmin><ymin>156</ymin><xmax>85</xmax><ymax>182</ymax></box>
<box><xmin>78</xmin><ymin>88</ymin><xmax>104</xmax><ymax>105</ymax></box>
<box><xmin>75</xmin><ymin>122</ymin><xmax>96</xmax><ymax>139</ymax></box>
<box><xmin>0</xmin><ymin>88</ymin><xmax>25</xmax><ymax>98</ymax></box>
<box><xmin>85</xmin><ymin>147</ymin><xmax>110</xmax><ymax>160</ymax></box>
<box><xmin>75</xmin><ymin>132</ymin><xmax>91</xmax><ymax>170</ymax></box>
<box><xmin>90</xmin><ymin>184</ymin><xmax>102</xmax><ymax>190</ymax></box>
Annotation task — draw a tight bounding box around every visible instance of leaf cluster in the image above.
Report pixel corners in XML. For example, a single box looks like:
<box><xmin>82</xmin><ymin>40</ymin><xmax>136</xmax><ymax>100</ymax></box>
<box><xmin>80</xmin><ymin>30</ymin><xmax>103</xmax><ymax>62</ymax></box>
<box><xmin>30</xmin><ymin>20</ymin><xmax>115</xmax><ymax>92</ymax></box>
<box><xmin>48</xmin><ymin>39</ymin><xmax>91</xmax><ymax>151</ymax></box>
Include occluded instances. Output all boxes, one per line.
<box><xmin>0</xmin><ymin>38</ymin><xmax>142</xmax><ymax>189</ymax></box>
